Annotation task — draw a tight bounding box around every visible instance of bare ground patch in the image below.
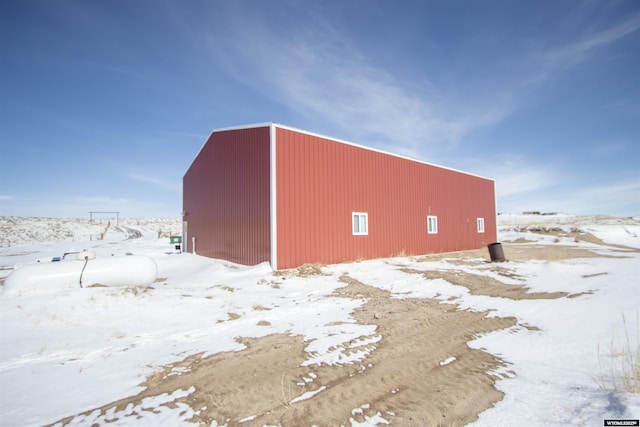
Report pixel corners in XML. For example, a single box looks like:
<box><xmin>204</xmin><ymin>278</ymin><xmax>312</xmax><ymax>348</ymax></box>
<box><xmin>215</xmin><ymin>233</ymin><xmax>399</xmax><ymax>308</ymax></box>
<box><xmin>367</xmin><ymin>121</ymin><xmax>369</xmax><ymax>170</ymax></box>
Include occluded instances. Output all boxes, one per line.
<box><xmin>400</xmin><ymin>268</ymin><xmax>569</xmax><ymax>300</ymax></box>
<box><xmin>500</xmin><ymin>243</ymin><xmax>628</xmax><ymax>261</ymax></box>
<box><xmin>50</xmin><ymin>276</ymin><xmax>517</xmax><ymax>427</ymax></box>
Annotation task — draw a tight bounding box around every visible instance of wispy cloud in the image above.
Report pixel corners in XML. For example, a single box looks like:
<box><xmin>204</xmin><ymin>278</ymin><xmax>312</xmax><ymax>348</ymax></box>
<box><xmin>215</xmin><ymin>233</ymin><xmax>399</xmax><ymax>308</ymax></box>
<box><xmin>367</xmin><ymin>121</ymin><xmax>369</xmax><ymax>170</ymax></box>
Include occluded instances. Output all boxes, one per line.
<box><xmin>4</xmin><ymin>195</ymin><xmax>137</xmax><ymax>218</ymax></box>
<box><xmin>472</xmin><ymin>158</ymin><xmax>557</xmax><ymax>199</ymax></box>
<box><xmin>531</xmin><ymin>12</ymin><xmax>640</xmax><ymax>83</ymax></box>
<box><xmin>127</xmin><ymin>173</ymin><xmax>181</xmax><ymax>192</ymax></box>
<box><xmin>209</xmin><ymin>16</ymin><xmax>509</xmax><ymax>157</ymax></box>
<box><xmin>0</xmin><ymin>195</ymin><xmax>14</xmax><ymax>201</ymax></box>
<box><xmin>66</xmin><ymin>195</ymin><xmax>132</xmax><ymax>209</ymax></box>
<box><xmin>497</xmin><ymin>176</ymin><xmax>640</xmax><ymax>216</ymax></box>
<box><xmin>570</xmin><ymin>180</ymin><xmax>640</xmax><ymax>216</ymax></box>
<box><xmin>496</xmin><ymin>168</ymin><xmax>556</xmax><ymax>199</ymax></box>
<box><xmin>48</xmin><ymin>195</ymin><xmax>179</xmax><ymax>218</ymax></box>
<box><xmin>0</xmin><ymin>192</ymin><xmax>176</xmax><ymax>218</ymax></box>
<box><xmin>165</xmin><ymin>131</ymin><xmax>210</xmax><ymax>140</ymax></box>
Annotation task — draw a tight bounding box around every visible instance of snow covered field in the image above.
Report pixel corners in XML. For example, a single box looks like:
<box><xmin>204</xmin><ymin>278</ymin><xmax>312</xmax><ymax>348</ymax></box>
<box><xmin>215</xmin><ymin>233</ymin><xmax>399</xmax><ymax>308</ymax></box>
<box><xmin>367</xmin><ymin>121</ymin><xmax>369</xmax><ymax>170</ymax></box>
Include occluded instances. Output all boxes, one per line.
<box><xmin>0</xmin><ymin>214</ymin><xmax>638</xmax><ymax>426</ymax></box>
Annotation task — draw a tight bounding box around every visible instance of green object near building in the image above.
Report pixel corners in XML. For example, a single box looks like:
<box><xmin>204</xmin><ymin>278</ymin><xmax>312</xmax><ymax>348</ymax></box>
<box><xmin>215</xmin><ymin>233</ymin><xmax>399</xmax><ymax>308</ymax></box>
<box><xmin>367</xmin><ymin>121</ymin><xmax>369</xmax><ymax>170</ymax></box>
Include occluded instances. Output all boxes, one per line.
<box><xmin>170</xmin><ymin>236</ymin><xmax>182</xmax><ymax>244</ymax></box>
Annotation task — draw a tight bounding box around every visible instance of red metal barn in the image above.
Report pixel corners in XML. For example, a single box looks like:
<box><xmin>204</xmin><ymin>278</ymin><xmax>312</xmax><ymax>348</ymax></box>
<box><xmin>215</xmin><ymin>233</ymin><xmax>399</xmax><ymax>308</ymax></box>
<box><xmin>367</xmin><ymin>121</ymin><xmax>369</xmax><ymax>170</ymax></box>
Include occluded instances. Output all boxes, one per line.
<box><xmin>183</xmin><ymin>123</ymin><xmax>497</xmax><ymax>270</ymax></box>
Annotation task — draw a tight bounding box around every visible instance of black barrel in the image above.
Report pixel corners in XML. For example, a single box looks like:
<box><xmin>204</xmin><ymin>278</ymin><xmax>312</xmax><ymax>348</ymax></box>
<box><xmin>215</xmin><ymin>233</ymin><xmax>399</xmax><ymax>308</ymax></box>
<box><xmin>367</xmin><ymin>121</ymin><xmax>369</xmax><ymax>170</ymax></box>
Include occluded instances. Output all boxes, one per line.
<box><xmin>488</xmin><ymin>242</ymin><xmax>506</xmax><ymax>262</ymax></box>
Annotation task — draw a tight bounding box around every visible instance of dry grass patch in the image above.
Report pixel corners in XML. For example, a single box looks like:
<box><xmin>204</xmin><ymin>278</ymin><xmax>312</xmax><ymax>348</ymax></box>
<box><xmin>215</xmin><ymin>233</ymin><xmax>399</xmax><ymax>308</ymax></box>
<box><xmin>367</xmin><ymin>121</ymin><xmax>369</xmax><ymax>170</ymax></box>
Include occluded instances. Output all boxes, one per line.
<box><xmin>414</xmin><ymin>248</ymin><xmax>488</xmax><ymax>263</ymax></box>
<box><xmin>582</xmin><ymin>272</ymin><xmax>608</xmax><ymax>278</ymax></box>
<box><xmin>275</xmin><ymin>263</ymin><xmax>328</xmax><ymax>277</ymax></box>
<box><xmin>597</xmin><ymin>313</ymin><xmax>640</xmax><ymax>394</ymax></box>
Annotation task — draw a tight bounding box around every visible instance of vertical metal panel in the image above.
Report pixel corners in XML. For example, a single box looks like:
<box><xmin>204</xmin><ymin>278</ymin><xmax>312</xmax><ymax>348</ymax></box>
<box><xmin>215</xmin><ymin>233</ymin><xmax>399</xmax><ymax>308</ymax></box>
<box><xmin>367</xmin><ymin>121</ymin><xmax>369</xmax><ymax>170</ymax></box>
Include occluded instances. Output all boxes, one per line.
<box><xmin>275</xmin><ymin>127</ymin><xmax>496</xmax><ymax>269</ymax></box>
<box><xmin>183</xmin><ymin>126</ymin><xmax>271</xmax><ymax>265</ymax></box>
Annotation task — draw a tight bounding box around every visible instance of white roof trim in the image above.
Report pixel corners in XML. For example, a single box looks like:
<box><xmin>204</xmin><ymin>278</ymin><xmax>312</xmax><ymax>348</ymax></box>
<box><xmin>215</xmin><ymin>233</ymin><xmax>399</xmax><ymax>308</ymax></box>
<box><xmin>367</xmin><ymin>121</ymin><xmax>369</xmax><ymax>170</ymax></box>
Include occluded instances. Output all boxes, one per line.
<box><xmin>272</xmin><ymin>123</ymin><xmax>494</xmax><ymax>182</ymax></box>
<box><xmin>212</xmin><ymin>122</ymin><xmax>274</xmax><ymax>133</ymax></box>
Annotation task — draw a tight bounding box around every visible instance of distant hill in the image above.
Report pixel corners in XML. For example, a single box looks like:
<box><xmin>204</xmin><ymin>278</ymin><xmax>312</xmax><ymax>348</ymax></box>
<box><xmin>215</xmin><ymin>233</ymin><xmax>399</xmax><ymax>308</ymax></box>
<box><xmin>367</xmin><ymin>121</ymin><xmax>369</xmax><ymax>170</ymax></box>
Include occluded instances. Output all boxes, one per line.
<box><xmin>0</xmin><ymin>217</ymin><xmax>182</xmax><ymax>247</ymax></box>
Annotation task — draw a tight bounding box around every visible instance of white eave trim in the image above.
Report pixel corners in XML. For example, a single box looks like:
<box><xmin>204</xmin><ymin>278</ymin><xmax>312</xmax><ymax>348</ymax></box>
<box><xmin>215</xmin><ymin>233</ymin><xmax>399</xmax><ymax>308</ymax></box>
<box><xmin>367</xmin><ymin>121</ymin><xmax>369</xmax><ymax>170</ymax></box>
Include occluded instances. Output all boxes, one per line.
<box><xmin>272</xmin><ymin>123</ymin><xmax>495</xmax><ymax>182</ymax></box>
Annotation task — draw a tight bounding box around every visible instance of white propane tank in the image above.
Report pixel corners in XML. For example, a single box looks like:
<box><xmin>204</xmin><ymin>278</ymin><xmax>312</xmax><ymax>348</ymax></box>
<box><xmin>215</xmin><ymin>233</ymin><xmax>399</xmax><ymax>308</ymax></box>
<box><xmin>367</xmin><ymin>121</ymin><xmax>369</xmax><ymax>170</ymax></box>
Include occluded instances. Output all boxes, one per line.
<box><xmin>3</xmin><ymin>255</ymin><xmax>158</xmax><ymax>295</ymax></box>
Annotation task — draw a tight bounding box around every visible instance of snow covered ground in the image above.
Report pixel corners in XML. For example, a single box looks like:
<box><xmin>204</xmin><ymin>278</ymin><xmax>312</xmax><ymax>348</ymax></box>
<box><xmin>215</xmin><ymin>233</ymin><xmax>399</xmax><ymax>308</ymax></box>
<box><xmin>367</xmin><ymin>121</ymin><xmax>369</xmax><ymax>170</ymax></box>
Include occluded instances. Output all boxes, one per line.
<box><xmin>0</xmin><ymin>214</ymin><xmax>638</xmax><ymax>426</ymax></box>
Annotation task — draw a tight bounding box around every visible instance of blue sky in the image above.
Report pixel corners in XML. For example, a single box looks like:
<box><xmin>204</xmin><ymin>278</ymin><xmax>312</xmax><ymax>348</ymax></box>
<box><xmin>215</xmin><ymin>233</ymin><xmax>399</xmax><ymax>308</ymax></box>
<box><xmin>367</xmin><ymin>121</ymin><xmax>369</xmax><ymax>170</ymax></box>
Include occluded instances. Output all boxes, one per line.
<box><xmin>1</xmin><ymin>0</ymin><xmax>639</xmax><ymax>218</ymax></box>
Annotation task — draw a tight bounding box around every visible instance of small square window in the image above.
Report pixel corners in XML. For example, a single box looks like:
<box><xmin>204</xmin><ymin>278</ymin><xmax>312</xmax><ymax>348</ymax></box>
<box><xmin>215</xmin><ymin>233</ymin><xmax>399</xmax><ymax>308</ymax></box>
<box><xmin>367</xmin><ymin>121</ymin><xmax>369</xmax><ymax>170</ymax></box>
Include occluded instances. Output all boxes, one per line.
<box><xmin>427</xmin><ymin>215</ymin><xmax>438</xmax><ymax>234</ymax></box>
<box><xmin>352</xmin><ymin>212</ymin><xmax>368</xmax><ymax>235</ymax></box>
<box><xmin>477</xmin><ymin>218</ymin><xmax>485</xmax><ymax>233</ymax></box>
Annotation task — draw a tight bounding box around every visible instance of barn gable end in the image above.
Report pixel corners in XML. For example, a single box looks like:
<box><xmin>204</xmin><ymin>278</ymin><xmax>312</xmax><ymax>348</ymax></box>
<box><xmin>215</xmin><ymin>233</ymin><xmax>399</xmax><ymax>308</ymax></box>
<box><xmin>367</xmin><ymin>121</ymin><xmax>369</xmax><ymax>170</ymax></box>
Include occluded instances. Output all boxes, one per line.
<box><xmin>182</xmin><ymin>125</ymin><xmax>271</xmax><ymax>265</ymax></box>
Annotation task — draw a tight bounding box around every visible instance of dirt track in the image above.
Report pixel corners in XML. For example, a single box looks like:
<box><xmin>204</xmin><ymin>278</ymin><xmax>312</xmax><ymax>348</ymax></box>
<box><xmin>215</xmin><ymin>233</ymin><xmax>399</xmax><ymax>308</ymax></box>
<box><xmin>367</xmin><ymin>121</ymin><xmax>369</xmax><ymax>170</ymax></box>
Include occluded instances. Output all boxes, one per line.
<box><xmin>50</xmin><ymin>241</ymin><xmax>631</xmax><ymax>426</ymax></box>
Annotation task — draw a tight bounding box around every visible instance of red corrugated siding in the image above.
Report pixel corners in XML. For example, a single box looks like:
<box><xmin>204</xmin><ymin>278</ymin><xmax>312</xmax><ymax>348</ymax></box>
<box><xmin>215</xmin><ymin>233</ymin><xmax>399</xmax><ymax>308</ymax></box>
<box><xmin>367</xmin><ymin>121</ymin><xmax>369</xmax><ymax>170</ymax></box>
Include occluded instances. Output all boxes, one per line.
<box><xmin>275</xmin><ymin>127</ymin><xmax>496</xmax><ymax>269</ymax></box>
<box><xmin>183</xmin><ymin>127</ymin><xmax>271</xmax><ymax>265</ymax></box>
